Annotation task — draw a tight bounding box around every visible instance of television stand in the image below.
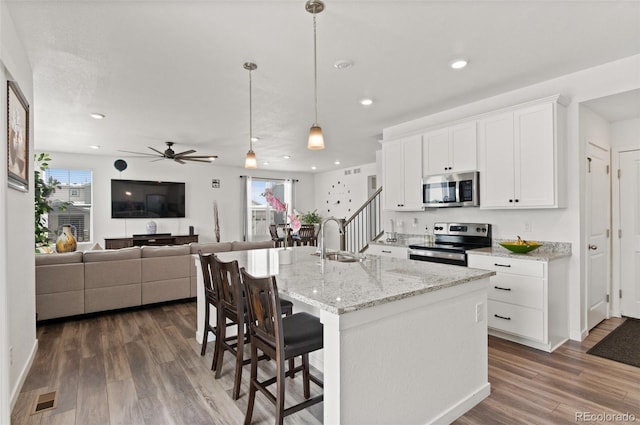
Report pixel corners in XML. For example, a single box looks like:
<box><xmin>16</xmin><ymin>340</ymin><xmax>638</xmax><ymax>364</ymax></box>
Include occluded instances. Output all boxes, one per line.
<box><xmin>104</xmin><ymin>234</ymin><xmax>198</xmax><ymax>249</ymax></box>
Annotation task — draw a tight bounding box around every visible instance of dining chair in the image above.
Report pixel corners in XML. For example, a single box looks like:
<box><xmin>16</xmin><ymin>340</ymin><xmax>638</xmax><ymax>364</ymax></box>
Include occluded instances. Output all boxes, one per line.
<box><xmin>241</xmin><ymin>268</ymin><xmax>323</xmax><ymax>425</ymax></box>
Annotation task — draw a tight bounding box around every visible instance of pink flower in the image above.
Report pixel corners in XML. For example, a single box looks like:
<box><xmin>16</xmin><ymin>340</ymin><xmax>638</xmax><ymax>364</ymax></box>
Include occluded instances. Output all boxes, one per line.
<box><xmin>288</xmin><ymin>214</ymin><xmax>301</xmax><ymax>233</ymax></box>
<box><xmin>263</xmin><ymin>188</ymin><xmax>287</xmax><ymax>213</ymax></box>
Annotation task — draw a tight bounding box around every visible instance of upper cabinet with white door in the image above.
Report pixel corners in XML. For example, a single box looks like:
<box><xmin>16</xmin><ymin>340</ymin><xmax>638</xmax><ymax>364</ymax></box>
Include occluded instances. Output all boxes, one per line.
<box><xmin>382</xmin><ymin>134</ymin><xmax>423</xmax><ymax>211</ymax></box>
<box><xmin>478</xmin><ymin>95</ymin><xmax>567</xmax><ymax>209</ymax></box>
<box><xmin>423</xmin><ymin>121</ymin><xmax>477</xmax><ymax>176</ymax></box>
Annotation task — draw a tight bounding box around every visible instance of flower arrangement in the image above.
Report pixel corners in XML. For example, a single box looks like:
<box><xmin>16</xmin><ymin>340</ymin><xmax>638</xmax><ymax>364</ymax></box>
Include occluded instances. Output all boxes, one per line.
<box><xmin>263</xmin><ymin>188</ymin><xmax>300</xmax><ymax>248</ymax></box>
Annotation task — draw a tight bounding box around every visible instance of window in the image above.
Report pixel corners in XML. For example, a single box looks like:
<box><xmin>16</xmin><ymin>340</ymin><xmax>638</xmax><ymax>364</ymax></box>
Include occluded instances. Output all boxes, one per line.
<box><xmin>242</xmin><ymin>177</ymin><xmax>294</xmax><ymax>242</ymax></box>
<box><xmin>45</xmin><ymin>169</ymin><xmax>92</xmax><ymax>243</ymax></box>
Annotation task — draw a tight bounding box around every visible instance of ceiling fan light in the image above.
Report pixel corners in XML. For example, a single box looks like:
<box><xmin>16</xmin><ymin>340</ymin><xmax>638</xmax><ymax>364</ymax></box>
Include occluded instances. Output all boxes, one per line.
<box><xmin>245</xmin><ymin>149</ymin><xmax>257</xmax><ymax>169</ymax></box>
<box><xmin>308</xmin><ymin>125</ymin><xmax>325</xmax><ymax>150</ymax></box>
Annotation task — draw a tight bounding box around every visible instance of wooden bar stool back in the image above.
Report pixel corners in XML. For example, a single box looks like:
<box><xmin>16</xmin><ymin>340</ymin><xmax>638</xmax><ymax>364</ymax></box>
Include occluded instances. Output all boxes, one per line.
<box><xmin>197</xmin><ymin>251</ymin><xmax>223</xmax><ymax>371</ymax></box>
<box><xmin>241</xmin><ymin>269</ymin><xmax>323</xmax><ymax>425</ymax></box>
<box><xmin>212</xmin><ymin>255</ymin><xmax>294</xmax><ymax>400</ymax></box>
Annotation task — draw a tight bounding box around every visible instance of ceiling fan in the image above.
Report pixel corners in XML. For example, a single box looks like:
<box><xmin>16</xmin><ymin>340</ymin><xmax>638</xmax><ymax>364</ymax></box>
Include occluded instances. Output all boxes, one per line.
<box><xmin>119</xmin><ymin>141</ymin><xmax>218</xmax><ymax>164</ymax></box>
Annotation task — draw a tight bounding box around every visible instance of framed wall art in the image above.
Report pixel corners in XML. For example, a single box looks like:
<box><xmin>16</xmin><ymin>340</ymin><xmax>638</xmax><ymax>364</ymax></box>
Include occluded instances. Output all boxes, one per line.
<box><xmin>7</xmin><ymin>80</ymin><xmax>29</xmax><ymax>192</ymax></box>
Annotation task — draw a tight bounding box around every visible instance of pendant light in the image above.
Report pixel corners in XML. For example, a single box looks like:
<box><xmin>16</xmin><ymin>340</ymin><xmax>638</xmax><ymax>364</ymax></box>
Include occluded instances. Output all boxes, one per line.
<box><xmin>306</xmin><ymin>0</ymin><xmax>325</xmax><ymax>150</ymax></box>
<box><xmin>244</xmin><ymin>62</ymin><xmax>258</xmax><ymax>169</ymax></box>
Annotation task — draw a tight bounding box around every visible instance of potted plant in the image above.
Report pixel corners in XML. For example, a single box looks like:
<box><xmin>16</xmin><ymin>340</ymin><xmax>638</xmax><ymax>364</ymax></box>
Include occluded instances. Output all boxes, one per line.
<box><xmin>34</xmin><ymin>153</ymin><xmax>68</xmax><ymax>252</ymax></box>
<box><xmin>298</xmin><ymin>210</ymin><xmax>322</xmax><ymax>236</ymax></box>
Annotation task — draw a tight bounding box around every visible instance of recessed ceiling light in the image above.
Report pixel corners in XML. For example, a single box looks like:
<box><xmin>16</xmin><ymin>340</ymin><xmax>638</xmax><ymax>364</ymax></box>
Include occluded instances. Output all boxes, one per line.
<box><xmin>450</xmin><ymin>59</ymin><xmax>468</xmax><ymax>70</ymax></box>
<box><xmin>334</xmin><ymin>59</ymin><xmax>353</xmax><ymax>70</ymax></box>
<box><xmin>334</xmin><ymin>160</ymin><xmax>341</xmax><ymax>165</ymax></box>
<box><xmin>89</xmin><ymin>145</ymin><xmax>100</xmax><ymax>149</ymax></box>
<box><xmin>283</xmin><ymin>155</ymin><xmax>291</xmax><ymax>159</ymax></box>
<box><xmin>360</xmin><ymin>98</ymin><xmax>373</xmax><ymax>106</ymax></box>
<box><xmin>263</xmin><ymin>161</ymin><xmax>269</xmax><ymax>165</ymax></box>
<box><xmin>90</xmin><ymin>113</ymin><xmax>105</xmax><ymax>119</ymax></box>
<box><xmin>251</xmin><ymin>136</ymin><xmax>259</xmax><ymax>142</ymax></box>
<box><xmin>208</xmin><ymin>156</ymin><xmax>216</xmax><ymax>161</ymax></box>
<box><xmin>311</xmin><ymin>166</ymin><xmax>317</xmax><ymax>170</ymax></box>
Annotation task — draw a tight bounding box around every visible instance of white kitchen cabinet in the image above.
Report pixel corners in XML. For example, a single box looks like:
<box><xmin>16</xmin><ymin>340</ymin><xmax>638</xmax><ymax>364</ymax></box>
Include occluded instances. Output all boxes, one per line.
<box><xmin>382</xmin><ymin>135</ymin><xmax>423</xmax><ymax>211</ymax></box>
<box><xmin>478</xmin><ymin>96</ymin><xmax>566</xmax><ymax>209</ymax></box>
<box><xmin>366</xmin><ymin>244</ymin><xmax>408</xmax><ymax>259</ymax></box>
<box><xmin>467</xmin><ymin>253</ymin><xmax>569</xmax><ymax>352</ymax></box>
<box><xmin>423</xmin><ymin>121</ymin><xmax>477</xmax><ymax>176</ymax></box>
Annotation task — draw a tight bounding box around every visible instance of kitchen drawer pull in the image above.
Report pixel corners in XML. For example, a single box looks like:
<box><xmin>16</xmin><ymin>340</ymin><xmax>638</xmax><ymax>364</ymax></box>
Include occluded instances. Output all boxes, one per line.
<box><xmin>382</xmin><ymin>250</ymin><xmax>392</xmax><ymax>253</ymax></box>
<box><xmin>494</xmin><ymin>263</ymin><xmax>512</xmax><ymax>268</ymax></box>
<box><xmin>494</xmin><ymin>314</ymin><xmax>511</xmax><ymax>321</ymax></box>
<box><xmin>494</xmin><ymin>286</ymin><xmax>512</xmax><ymax>291</ymax></box>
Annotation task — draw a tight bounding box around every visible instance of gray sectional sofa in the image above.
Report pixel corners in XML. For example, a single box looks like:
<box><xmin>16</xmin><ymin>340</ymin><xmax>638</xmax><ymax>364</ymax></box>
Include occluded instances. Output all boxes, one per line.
<box><xmin>35</xmin><ymin>240</ymin><xmax>274</xmax><ymax>321</ymax></box>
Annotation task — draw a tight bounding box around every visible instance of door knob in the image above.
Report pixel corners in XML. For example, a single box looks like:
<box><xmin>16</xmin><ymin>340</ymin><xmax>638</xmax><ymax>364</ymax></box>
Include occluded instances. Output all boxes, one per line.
<box><xmin>588</xmin><ymin>244</ymin><xmax>598</xmax><ymax>250</ymax></box>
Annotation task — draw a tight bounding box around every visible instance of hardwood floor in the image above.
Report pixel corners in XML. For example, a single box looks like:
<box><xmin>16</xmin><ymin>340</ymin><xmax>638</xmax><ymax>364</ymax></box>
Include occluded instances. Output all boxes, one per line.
<box><xmin>11</xmin><ymin>303</ymin><xmax>639</xmax><ymax>425</ymax></box>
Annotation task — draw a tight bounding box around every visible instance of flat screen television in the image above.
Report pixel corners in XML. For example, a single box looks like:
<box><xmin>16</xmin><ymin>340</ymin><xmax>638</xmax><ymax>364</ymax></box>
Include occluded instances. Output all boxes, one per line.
<box><xmin>111</xmin><ymin>179</ymin><xmax>186</xmax><ymax>218</ymax></box>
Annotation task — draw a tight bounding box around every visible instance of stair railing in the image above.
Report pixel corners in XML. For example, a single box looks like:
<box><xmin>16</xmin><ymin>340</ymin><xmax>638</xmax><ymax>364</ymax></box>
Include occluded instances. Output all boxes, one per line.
<box><xmin>342</xmin><ymin>187</ymin><xmax>383</xmax><ymax>253</ymax></box>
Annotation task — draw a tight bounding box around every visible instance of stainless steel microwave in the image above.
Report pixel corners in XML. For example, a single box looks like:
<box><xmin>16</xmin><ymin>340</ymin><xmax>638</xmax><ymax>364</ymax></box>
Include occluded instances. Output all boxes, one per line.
<box><xmin>422</xmin><ymin>171</ymin><xmax>479</xmax><ymax>208</ymax></box>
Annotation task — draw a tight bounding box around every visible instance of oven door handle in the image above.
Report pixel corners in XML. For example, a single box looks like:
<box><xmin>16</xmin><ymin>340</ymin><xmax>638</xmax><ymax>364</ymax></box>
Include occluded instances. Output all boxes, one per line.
<box><xmin>408</xmin><ymin>249</ymin><xmax>466</xmax><ymax>262</ymax></box>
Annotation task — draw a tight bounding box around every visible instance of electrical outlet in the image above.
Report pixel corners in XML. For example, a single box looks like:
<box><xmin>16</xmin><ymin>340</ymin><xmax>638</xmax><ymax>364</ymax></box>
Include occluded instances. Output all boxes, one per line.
<box><xmin>475</xmin><ymin>303</ymin><xmax>484</xmax><ymax>323</ymax></box>
<box><xmin>524</xmin><ymin>222</ymin><xmax>532</xmax><ymax>232</ymax></box>
<box><xmin>412</xmin><ymin>217</ymin><xmax>418</xmax><ymax>228</ymax></box>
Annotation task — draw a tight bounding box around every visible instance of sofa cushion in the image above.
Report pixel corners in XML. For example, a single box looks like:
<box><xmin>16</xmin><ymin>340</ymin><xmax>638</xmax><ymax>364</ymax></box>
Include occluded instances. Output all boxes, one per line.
<box><xmin>189</xmin><ymin>242</ymin><xmax>233</xmax><ymax>254</ymax></box>
<box><xmin>85</xmin><ymin>259</ymin><xmax>141</xmax><ymax>289</ymax></box>
<box><xmin>36</xmin><ymin>263</ymin><xmax>84</xmax><ymax>294</ymax></box>
<box><xmin>35</xmin><ymin>251</ymin><xmax>83</xmax><ymax>266</ymax></box>
<box><xmin>83</xmin><ymin>246</ymin><xmax>141</xmax><ymax>262</ymax></box>
<box><xmin>85</xmin><ymin>284</ymin><xmax>141</xmax><ymax>313</ymax></box>
<box><xmin>141</xmin><ymin>245</ymin><xmax>190</xmax><ymax>258</ymax></box>
<box><xmin>231</xmin><ymin>240</ymin><xmax>274</xmax><ymax>251</ymax></box>
<box><xmin>37</xmin><ymin>291</ymin><xmax>84</xmax><ymax>321</ymax></box>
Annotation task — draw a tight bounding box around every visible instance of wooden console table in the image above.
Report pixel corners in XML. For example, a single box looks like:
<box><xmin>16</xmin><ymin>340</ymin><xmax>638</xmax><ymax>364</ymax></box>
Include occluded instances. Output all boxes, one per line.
<box><xmin>104</xmin><ymin>234</ymin><xmax>198</xmax><ymax>249</ymax></box>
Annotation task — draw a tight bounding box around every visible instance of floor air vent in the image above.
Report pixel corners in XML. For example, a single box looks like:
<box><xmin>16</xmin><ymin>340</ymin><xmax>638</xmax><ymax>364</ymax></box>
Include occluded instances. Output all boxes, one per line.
<box><xmin>31</xmin><ymin>391</ymin><xmax>57</xmax><ymax>414</ymax></box>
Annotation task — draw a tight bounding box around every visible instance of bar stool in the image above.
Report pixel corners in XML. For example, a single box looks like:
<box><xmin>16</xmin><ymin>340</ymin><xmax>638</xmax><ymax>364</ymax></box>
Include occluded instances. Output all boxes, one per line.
<box><xmin>212</xmin><ymin>255</ymin><xmax>293</xmax><ymax>400</ymax></box>
<box><xmin>241</xmin><ymin>268</ymin><xmax>323</xmax><ymax>425</ymax></box>
<box><xmin>197</xmin><ymin>251</ymin><xmax>223</xmax><ymax>370</ymax></box>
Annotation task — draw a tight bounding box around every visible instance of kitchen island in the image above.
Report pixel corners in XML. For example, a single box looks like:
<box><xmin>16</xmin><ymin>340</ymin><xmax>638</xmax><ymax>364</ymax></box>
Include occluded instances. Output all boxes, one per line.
<box><xmin>194</xmin><ymin>246</ymin><xmax>495</xmax><ymax>424</ymax></box>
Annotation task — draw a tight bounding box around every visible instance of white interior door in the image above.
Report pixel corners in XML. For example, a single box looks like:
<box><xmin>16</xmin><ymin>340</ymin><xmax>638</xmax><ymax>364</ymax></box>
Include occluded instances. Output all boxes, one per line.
<box><xmin>619</xmin><ymin>150</ymin><xmax>640</xmax><ymax>319</ymax></box>
<box><xmin>586</xmin><ymin>143</ymin><xmax>610</xmax><ymax>330</ymax></box>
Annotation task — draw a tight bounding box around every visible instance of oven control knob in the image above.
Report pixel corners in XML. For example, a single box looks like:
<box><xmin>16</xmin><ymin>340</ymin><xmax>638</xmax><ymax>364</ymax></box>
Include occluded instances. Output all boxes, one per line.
<box><xmin>476</xmin><ymin>227</ymin><xmax>480</xmax><ymax>232</ymax></box>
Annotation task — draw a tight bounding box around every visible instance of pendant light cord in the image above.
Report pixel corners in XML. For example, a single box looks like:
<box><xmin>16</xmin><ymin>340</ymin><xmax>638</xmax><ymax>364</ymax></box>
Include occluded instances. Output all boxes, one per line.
<box><xmin>249</xmin><ymin>67</ymin><xmax>253</xmax><ymax>151</ymax></box>
<box><xmin>313</xmin><ymin>13</ymin><xmax>318</xmax><ymax>125</ymax></box>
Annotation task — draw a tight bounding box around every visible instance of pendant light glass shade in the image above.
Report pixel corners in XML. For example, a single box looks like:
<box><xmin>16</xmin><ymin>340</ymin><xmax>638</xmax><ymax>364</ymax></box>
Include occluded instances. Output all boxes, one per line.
<box><xmin>306</xmin><ymin>0</ymin><xmax>325</xmax><ymax>150</ymax></box>
<box><xmin>244</xmin><ymin>62</ymin><xmax>258</xmax><ymax>169</ymax></box>
<box><xmin>308</xmin><ymin>125</ymin><xmax>324</xmax><ymax>149</ymax></box>
<box><xmin>245</xmin><ymin>149</ymin><xmax>257</xmax><ymax>168</ymax></box>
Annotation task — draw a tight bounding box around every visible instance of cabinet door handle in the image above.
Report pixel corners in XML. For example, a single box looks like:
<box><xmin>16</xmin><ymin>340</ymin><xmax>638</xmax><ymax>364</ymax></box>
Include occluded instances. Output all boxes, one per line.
<box><xmin>382</xmin><ymin>250</ymin><xmax>391</xmax><ymax>254</ymax></box>
<box><xmin>494</xmin><ymin>286</ymin><xmax>512</xmax><ymax>291</ymax></box>
<box><xmin>494</xmin><ymin>263</ymin><xmax>512</xmax><ymax>268</ymax></box>
<box><xmin>494</xmin><ymin>314</ymin><xmax>511</xmax><ymax>321</ymax></box>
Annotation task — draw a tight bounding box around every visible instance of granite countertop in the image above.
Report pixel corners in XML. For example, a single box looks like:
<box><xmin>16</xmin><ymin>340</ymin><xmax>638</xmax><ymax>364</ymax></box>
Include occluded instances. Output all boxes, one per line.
<box><xmin>468</xmin><ymin>240</ymin><xmax>572</xmax><ymax>262</ymax></box>
<box><xmin>215</xmin><ymin>246</ymin><xmax>494</xmax><ymax>315</ymax></box>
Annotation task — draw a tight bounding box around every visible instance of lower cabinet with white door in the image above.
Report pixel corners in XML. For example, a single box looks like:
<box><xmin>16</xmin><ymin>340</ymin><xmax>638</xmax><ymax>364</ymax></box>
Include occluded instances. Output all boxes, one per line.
<box><xmin>467</xmin><ymin>252</ymin><xmax>569</xmax><ymax>352</ymax></box>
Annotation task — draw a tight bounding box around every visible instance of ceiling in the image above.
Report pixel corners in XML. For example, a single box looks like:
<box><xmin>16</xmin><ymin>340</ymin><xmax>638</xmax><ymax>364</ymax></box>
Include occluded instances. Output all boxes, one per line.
<box><xmin>6</xmin><ymin>0</ymin><xmax>640</xmax><ymax>172</ymax></box>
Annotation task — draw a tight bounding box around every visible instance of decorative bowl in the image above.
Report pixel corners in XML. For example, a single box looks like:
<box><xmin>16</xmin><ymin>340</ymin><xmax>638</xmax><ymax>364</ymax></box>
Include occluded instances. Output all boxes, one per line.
<box><xmin>499</xmin><ymin>241</ymin><xmax>542</xmax><ymax>254</ymax></box>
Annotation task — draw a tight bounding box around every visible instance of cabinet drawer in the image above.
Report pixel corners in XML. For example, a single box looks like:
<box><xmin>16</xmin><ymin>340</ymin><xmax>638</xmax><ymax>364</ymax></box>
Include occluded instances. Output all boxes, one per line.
<box><xmin>468</xmin><ymin>254</ymin><xmax>544</xmax><ymax>278</ymax></box>
<box><xmin>488</xmin><ymin>300</ymin><xmax>544</xmax><ymax>341</ymax></box>
<box><xmin>489</xmin><ymin>274</ymin><xmax>544</xmax><ymax>309</ymax></box>
<box><xmin>367</xmin><ymin>244</ymin><xmax>408</xmax><ymax>259</ymax></box>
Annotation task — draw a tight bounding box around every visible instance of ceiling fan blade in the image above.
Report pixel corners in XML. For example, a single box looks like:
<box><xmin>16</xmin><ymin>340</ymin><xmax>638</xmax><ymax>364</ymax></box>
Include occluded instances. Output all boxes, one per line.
<box><xmin>181</xmin><ymin>155</ymin><xmax>218</xmax><ymax>159</ymax></box>
<box><xmin>174</xmin><ymin>149</ymin><xmax>196</xmax><ymax>157</ymax></box>
<box><xmin>182</xmin><ymin>158</ymin><xmax>214</xmax><ymax>163</ymax></box>
<box><xmin>174</xmin><ymin>158</ymin><xmax>187</xmax><ymax>164</ymax></box>
<box><xmin>117</xmin><ymin>149</ymin><xmax>158</xmax><ymax>156</ymax></box>
<box><xmin>151</xmin><ymin>158</ymin><xmax>165</xmax><ymax>162</ymax></box>
<box><xmin>148</xmin><ymin>147</ymin><xmax>165</xmax><ymax>156</ymax></box>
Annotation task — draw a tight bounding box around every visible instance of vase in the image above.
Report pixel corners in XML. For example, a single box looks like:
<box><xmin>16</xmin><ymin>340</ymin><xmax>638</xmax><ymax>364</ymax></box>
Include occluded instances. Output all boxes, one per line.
<box><xmin>279</xmin><ymin>249</ymin><xmax>292</xmax><ymax>265</ymax></box>
<box><xmin>146</xmin><ymin>221</ymin><xmax>157</xmax><ymax>234</ymax></box>
<box><xmin>56</xmin><ymin>225</ymin><xmax>77</xmax><ymax>253</ymax></box>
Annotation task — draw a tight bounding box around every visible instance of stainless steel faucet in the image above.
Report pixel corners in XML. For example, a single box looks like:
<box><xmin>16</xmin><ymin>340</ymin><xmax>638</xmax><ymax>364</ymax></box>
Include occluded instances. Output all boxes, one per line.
<box><xmin>319</xmin><ymin>216</ymin><xmax>345</xmax><ymax>260</ymax></box>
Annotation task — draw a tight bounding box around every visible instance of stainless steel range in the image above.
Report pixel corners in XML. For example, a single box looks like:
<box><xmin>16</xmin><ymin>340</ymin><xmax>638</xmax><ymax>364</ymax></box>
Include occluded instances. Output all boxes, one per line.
<box><xmin>408</xmin><ymin>222</ymin><xmax>492</xmax><ymax>266</ymax></box>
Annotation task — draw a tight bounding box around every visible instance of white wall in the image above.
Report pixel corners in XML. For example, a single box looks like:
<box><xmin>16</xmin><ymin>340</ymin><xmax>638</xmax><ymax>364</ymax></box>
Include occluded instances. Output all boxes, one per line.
<box><xmin>1</xmin><ymin>1</ymin><xmax>37</xmax><ymax>416</ymax></box>
<box><xmin>382</xmin><ymin>54</ymin><xmax>640</xmax><ymax>341</ymax></box>
<box><xmin>314</xmin><ymin>162</ymin><xmax>377</xmax><ymax>251</ymax></box>
<box><xmin>611</xmin><ymin>118</ymin><xmax>640</xmax><ymax>148</ymax></box>
<box><xmin>42</xmin><ymin>153</ymin><xmax>316</xmax><ymax>245</ymax></box>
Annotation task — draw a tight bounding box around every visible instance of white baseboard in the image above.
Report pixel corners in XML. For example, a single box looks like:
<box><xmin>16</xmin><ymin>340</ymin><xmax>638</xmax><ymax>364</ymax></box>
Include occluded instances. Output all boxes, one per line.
<box><xmin>10</xmin><ymin>338</ymin><xmax>38</xmax><ymax>411</ymax></box>
<box><xmin>428</xmin><ymin>383</ymin><xmax>491</xmax><ymax>425</ymax></box>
